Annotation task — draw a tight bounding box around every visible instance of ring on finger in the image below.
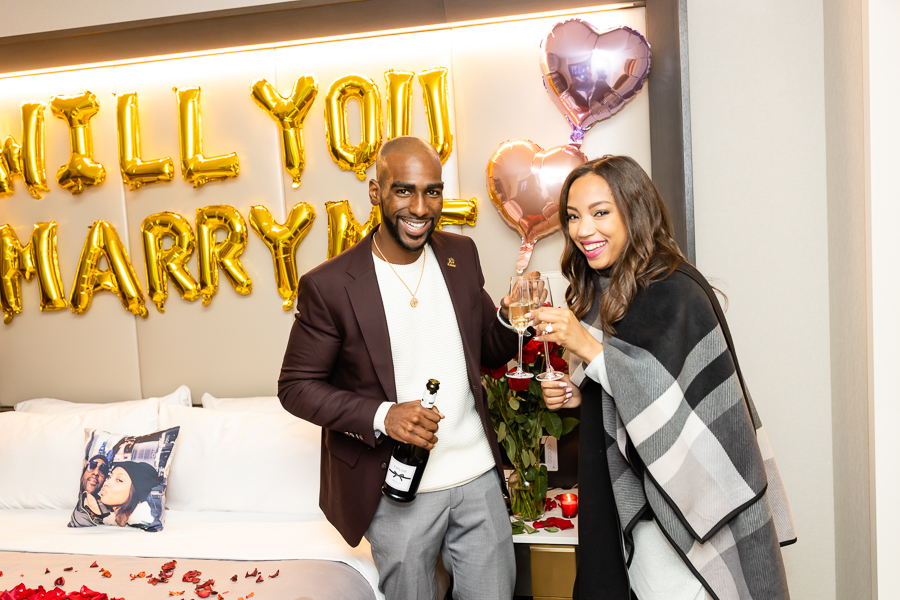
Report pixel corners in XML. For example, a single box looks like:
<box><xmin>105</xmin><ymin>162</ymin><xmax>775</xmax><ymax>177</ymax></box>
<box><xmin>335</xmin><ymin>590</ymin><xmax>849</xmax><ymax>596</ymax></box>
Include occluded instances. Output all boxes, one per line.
<box><xmin>545</xmin><ymin>322</ymin><xmax>554</xmax><ymax>333</ymax></box>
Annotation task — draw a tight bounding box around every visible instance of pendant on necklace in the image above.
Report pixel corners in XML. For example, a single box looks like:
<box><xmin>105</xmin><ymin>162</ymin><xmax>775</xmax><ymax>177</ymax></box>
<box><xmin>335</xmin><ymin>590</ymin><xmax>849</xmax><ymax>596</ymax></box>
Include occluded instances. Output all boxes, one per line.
<box><xmin>410</xmin><ymin>298</ymin><xmax>418</xmax><ymax>307</ymax></box>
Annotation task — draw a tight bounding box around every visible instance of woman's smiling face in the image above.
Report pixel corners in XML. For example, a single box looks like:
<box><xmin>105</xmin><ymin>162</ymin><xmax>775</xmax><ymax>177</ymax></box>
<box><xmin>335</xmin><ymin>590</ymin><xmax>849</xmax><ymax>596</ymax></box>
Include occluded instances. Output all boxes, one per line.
<box><xmin>566</xmin><ymin>174</ymin><xmax>628</xmax><ymax>270</ymax></box>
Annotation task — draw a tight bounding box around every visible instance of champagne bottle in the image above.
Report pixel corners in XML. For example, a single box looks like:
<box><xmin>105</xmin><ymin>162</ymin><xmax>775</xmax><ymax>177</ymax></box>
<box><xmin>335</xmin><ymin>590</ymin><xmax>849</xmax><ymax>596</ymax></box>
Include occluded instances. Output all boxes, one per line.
<box><xmin>382</xmin><ymin>379</ymin><xmax>440</xmax><ymax>502</ymax></box>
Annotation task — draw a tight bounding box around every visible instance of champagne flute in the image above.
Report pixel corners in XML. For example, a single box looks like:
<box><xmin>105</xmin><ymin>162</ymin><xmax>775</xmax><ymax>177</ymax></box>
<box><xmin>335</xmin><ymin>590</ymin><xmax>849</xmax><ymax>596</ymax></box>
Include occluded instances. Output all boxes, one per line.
<box><xmin>507</xmin><ymin>276</ymin><xmax>535</xmax><ymax>379</ymax></box>
<box><xmin>533</xmin><ymin>276</ymin><xmax>564</xmax><ymax>381</ymax></box>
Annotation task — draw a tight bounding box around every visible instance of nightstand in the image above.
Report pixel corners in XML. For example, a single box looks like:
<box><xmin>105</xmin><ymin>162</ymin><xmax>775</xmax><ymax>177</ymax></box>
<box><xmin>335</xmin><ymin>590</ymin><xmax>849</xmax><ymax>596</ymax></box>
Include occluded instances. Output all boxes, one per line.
<box><xmin>512</xmin><ymin>488</ymin><xmax>578</xmax><ymax>600</ymax></box>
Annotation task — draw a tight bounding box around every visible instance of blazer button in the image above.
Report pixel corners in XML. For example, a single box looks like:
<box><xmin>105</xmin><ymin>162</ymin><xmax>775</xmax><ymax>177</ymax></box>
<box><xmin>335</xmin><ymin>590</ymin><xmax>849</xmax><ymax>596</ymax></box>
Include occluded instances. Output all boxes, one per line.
<box><xmin>380</xmin><ymin>462</ymin><xmax>387</xmax><ymax>470</ymax></box>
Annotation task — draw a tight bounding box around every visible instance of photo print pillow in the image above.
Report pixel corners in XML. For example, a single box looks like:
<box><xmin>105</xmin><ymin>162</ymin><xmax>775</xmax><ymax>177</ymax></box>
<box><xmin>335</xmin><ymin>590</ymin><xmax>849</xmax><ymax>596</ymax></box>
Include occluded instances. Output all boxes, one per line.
<box><xmin>69</xmin><ymin>427</ymin><xmax>180</xmax><ymax>532</ymax></box>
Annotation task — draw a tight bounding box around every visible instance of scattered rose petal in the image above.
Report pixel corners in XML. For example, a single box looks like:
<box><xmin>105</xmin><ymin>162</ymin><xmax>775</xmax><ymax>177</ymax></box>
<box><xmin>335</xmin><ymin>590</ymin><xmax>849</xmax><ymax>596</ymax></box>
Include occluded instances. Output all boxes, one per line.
<box><xmin>148</xmin><ymin>577</ymin><xmax>161</xmax><ymax>585</ymax></box>
<box><xmin>268</xmin><ymin>570</ymin><xmax>279</xmax><ymax>579</ymax></box>
<box><xmin>230</xmin><ymin>575</ymin><xmax>238</xmax><ymax>583</ymax></box>
<box><xmin>169</xmin><ymin>592</ymin><xmax>185</xmax><ymax>597</ymax></box>
<box><xmin>90</xmin><ymin>562</ymin><xmax>99</xmax><ymax>569</ymax></box>
<box><xmin>244</xmin><ymin>569</ymin><xmax>257</xmax><ymax>578</ymax></box>
<box><xmin>100</xmin><ymin>569</ymin><xmax>112</xmax><ymax>578</ymax></box>
<box><xmin>63</xmin><ymin>568</ymin><xmax>73</xmax><ymax>572</ymax></box>
<box><xmin>197</xmin><ymin>591</ymin><xmax>211</xmax><ymax>598</ymax></box>
<box><xmin>54</xmin><ymin>576</ymin><xmax>64</xmax><ymax>586</ymax></box>
<box><xmin>255</xmin><ymin>575</ymin><xmax>263</xmax><ymax>583</ymax></box>
<box><xmin>45</xmin><ymin>568</ymin><xmax>50</xmax><ymax>574</ymax></box>
<box><xmin>183</xmin><ymin>570</ymin><xmax>202</xmax><ymax>583</ymax></box>
<box><xmin>247</xmin><ymin>593</ymin><xmax>254</xmax><ymax>598</ymax></box>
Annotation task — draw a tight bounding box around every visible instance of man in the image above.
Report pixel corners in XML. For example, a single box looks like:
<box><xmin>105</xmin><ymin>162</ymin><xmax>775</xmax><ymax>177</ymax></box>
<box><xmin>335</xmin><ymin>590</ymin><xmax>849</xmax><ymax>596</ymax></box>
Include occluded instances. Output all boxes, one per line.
<box><xmin>278</xmin><ymin>136</ymin><xmax>522</xmax><ymax>599</ymax></box>
<box><xmin>69</xmin><ymin>454</ymin><xmax>110</xmax><ymax>527</ymax></box>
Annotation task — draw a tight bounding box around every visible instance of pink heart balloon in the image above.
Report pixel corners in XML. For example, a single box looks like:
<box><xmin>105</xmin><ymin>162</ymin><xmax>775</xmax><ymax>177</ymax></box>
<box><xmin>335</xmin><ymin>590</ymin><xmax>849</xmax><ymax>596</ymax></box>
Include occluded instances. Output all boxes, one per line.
<box><xmin>486</xmin><ymin>140</ymin><xmax>587</xmax><ymax>273</ymax></box>
<box><xmin>541</xmin><ymin>21</ymin><xmax>651</xmax><ymax>145</ymax></box>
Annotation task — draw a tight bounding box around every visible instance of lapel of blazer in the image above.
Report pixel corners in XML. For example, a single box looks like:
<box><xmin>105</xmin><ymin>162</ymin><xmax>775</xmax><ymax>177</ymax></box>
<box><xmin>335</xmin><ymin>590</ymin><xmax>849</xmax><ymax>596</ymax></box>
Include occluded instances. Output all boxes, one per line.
<box><xmin>429</xmin><ymin>232</ymin><xmax>478</xmax><ymax>386</ymax></box>
<box><xmin>345</xmin><ymin>228</ymin><xmax>397</xmax><ymax>403</ymax></box>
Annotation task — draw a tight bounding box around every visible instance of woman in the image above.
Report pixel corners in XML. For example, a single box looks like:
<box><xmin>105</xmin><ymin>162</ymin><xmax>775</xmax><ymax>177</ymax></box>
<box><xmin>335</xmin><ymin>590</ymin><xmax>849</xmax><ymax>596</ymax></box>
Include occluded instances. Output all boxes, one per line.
<box><xmin>532</xmin><ymin>156</ymin><xmax>796</xmax><ymax>600</ymax></box>
<box><xmin>99</xmin><ymin>461</ymin><xmax>160</xmax><ymax>528</ymax></box>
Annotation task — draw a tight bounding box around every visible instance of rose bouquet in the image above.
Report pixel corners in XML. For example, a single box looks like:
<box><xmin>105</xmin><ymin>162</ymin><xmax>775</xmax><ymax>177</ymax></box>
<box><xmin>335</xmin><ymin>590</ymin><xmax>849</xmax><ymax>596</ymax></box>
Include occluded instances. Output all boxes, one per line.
<box><xmin>481</xmin><ymin>337</ymin><xmax>578</xmax><ymax>520</ymax></box>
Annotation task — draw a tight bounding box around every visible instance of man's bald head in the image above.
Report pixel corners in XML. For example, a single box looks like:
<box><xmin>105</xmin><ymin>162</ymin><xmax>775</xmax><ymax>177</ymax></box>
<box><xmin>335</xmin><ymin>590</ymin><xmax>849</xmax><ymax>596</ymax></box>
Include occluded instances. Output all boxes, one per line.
<box><xmin>375</xmin><ymin>136</ymin><xmax>441</xmax><ymax>186</ymax></box>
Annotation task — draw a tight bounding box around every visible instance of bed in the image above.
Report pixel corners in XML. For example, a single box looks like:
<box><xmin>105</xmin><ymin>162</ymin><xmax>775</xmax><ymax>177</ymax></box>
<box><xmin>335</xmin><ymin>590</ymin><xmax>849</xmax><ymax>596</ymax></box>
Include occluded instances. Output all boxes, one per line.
<box><xmin>0</xmin><ymin>389</ymin><xmax>383</xmax><ymax>600</ymax></box>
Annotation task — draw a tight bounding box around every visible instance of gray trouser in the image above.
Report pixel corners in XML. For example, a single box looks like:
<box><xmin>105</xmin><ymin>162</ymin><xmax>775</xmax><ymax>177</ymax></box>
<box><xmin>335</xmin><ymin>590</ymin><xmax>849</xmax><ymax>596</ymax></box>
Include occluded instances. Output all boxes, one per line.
<box><xmin>365</xmin><ymin>469</ymin><xmax>516</xmax><ymax>600</ymax></box>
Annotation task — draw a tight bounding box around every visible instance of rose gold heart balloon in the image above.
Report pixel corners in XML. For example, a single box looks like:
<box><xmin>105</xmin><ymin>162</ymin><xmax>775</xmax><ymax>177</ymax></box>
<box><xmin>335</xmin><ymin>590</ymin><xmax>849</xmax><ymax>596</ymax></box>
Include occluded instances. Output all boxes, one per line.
<box><xmin>487</xmin><ymin>140</ymin><xmax>587</xmax><ymax>273</ymax></box>
<box><xmin>541</xmin><ymin>21</ymin><xmax>651</xmax><ymax>145</ymax></box>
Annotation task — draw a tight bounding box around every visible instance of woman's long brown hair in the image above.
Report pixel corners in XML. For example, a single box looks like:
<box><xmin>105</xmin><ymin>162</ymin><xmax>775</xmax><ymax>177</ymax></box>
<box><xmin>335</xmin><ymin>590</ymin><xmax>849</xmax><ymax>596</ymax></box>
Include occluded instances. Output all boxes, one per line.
<box><xmin>560</xmin><ymin>156</ymin><xmax>685</xmax><ymax>336</ymax></box>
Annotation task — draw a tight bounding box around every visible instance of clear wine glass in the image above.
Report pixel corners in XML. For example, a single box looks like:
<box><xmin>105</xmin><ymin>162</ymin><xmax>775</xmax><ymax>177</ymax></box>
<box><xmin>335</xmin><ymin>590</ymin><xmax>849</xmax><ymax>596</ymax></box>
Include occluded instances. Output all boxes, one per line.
<box><xmin>507</xmin><ymin>276</ymin><xmax>535</xmax><ymax>380</ymax></box>
<box><xmin>533</xmin><ymin>276</ymin><xmax>564</xmax><ymax>382</ymax></box>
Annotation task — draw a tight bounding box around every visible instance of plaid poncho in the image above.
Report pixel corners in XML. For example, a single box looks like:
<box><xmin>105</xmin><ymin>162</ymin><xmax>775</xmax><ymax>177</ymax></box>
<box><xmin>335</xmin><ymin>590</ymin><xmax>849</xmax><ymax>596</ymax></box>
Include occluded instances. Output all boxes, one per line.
<box><xmin>570</xmin><ymin>263</ymin><xmax>796</xmax><ymax>600</ymax></box>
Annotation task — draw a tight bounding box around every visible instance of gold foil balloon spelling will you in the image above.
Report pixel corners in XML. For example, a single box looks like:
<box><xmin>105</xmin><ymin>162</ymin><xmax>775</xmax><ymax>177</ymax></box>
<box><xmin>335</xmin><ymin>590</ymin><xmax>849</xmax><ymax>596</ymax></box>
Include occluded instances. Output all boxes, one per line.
<box><xmin>250</xmin><ymin>203</ymin><xmax>315</xmax><ymax>310</ymax></box>
<box><xmin>487</xmin><ymin>139</ymin><xmax>587</xmax><ymax>273</ymax></box>
<box><xmin>251</xmin><ymin>76</ymin><xmax>318</xmax><ymax>189</ymax></box>
<box><xmin>0</xmin><ymin>102</ymin><xmax>50</xmax><ymax>199</ymax></box>
<box><xmin>0</xmin><ymin>222</ymin><xmax>67</xmax><ymax>324</ymax></box>
<box><xmin>70</xmin><ymin>220</ymin><xmax>148</xmax><ymax>318</ymax></box>
<box><xmin>175</xmin><ymin>87</ymin><xmax>240</xmax><ymax>188</ymax></box>
<box><xmin>50</xmin><ymin>91</ymin><xmax>107</xmax><ymax>195</ymax></box>
<box><xmin>325</xmin><ymin>74</ymin><xmax>382</xmax><ymax>180</ymax></box>
<box><xmin>117</xmin><ymin>92</ymin><xmax>175</xmax><ymax>190</ymax></box>
<box><xmin>196</xmin><ymin>205</ymin><xmax>252</xmax><ymax>305</ymax></box>
<box><xmin>141</xmin><ymin>212</ymin><xmax>200</xmax><ymax>313</ymax></box>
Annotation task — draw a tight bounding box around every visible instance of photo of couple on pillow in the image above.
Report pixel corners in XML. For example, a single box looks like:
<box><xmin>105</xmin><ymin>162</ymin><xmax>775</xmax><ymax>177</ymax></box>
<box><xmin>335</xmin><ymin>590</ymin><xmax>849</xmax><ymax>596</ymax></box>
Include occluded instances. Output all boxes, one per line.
<box><xmin>69</xmin><ymin>431</ymin><xmax>174</xmax><ymax>530</ymax></box>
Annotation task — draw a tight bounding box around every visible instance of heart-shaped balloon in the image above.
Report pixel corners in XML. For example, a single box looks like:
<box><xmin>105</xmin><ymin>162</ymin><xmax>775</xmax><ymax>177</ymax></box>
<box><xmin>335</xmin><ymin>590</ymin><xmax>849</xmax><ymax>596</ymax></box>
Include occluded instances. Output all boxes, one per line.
<box><xmin>486</xmin><ymin>140</ymin><xmax>587</xmax><ymax>273</ymax></box>
<box><xmin>541</xmin><ymin>21</ymin><xmax>651</xmax><ymax>145</ymax></box>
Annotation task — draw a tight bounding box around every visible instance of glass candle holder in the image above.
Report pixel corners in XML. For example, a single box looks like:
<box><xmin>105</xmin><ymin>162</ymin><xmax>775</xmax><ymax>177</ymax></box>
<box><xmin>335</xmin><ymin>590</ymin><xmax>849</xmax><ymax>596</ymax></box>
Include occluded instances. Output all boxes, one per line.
<box><xmin>559</xmin><ymin>493</ymin><xmax>578</xmax><ymax>518</ymax></box>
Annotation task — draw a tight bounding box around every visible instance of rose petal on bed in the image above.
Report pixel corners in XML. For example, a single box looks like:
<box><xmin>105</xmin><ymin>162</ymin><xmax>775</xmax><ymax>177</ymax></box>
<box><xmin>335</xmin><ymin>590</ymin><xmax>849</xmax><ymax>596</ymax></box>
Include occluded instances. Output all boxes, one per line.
<box><xmin>45</xmin><ymin>568</ymin><xmax>50</xmax><ymax>573</ymax></box>
<box><xmin>53</xmin><ymin>576</ymin><xmax>64</xmax><ymax>587</ymax></box>
<box><xmin>255</xmin><ymin>575</ymin><xmax>263</xmax><ymax>583</ymax></box>
<box><xmin>244</xmin><ymin>569</ymin><xmax>257</xmax><ymax>578</ymax></box>
<box><xmin>63</xmin><ymin>568</ymin><xmax>74</xmax><ymax>573</ymax></box>
<box><xmin>229</xmin><ymin>575</ymin><xmax>237</xmax><ymax>582</ymax></box>
<box><xmin>268</xmin><ymin>570</ymin><xmax>279</xmax><ymax>579</ymax></box>
<box><xmin>197</xmin><ymin>591</ymin><xmax>211</xmax><ymax>598</ymax></box>
<box><xmin>246</xmin><ymin>593</ymin><xmax>254</xmax><ymax>598</ymax></box>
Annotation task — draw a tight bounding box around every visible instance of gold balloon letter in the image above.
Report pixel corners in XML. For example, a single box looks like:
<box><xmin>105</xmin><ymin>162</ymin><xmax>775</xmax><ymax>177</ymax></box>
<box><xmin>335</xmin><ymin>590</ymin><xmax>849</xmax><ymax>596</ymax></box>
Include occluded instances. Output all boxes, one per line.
<box><xmin>325</xmin><ymin>74</ymin><xmax>382</xmax><ymax>180</ymax></box>
<box><xmin>196</xmin><ymin>205</ymin><xmax>252</xmax><ymax>305</ymax></box>
<box><xmin>175</xmin><ymin>87</ymin><xmax>240</xmax><ymax>188</ymax></box>
<box><xmin>384</xmin><ymin>70</ymin><xmax>414</xmax><ymax>140</ymax></box>
<box><xmin>0</xmin><ymin>222</ymin><xmax>67</xmax><ymax>324</ymax></box>
<box><xmin>50</xmin><ymin>91</ymin><xmax>107</xmax><ymax>195</ymax></box>
<box><xmin>419</xmin><ymin>67</ymin><xmax>453</xmax><ymax>164</ymax></box>
<box><xmin>249</xmin><ymin>203</ymin><xmax>315</xmax><ymax>310</ymax></box>
<box><xmin>325</xmin><ymin>200</ymin><xmax>381</xmax><ymax>259</ymax></box>
<box><xmin>250</xmin><ymin>76</ymin><xmax>318</xmax><ymax>189</ymax></box>
<box><xmin>70</xmin><ymin>220</ymin><xmax>148</xmax><ymax>318</ymax></box>
<box><xmin>437</xmin><ymin>198</ymin><xmax>478</xmax><ymax>230</ymax></box>
<box><xmin>0</xmin><ymin>102</ymin><xmax>50</xmax><ymax>199</ymax></box>
<box><xmin>141</xmin><ymin>212</ymin><xmax>200</xmax><ymax>313</ymax></box>
<box><xmin>117</xmin><ymin>92</ymin><xmax>175</xmax><ymax>191</ymax></box>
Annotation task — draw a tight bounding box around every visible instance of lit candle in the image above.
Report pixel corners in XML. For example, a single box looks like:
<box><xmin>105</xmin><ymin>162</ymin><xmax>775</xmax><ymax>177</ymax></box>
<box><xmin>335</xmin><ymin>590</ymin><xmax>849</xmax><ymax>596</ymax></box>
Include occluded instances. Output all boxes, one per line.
<box><xmin>559</xmin><ymin>493</ymin><xmax>578</xmax><ymax>518</ymax></box>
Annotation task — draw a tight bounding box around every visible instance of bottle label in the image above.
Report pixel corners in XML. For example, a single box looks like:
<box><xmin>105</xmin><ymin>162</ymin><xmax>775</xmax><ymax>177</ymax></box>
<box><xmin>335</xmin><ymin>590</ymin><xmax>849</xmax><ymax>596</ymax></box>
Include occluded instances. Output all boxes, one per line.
<box><xmin>385</xmin><ymin>456</ymin><xmax>417</xmax><ymax>492</ymax></box>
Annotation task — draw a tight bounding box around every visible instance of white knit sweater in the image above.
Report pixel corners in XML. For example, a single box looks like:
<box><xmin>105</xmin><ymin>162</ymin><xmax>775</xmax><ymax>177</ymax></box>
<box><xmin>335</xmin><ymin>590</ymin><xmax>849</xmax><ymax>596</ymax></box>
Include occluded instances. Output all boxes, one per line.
<box><xmin>372</xmin><ymin>247</ymin><xmax>495</xmax><ymax>493</ymax></box>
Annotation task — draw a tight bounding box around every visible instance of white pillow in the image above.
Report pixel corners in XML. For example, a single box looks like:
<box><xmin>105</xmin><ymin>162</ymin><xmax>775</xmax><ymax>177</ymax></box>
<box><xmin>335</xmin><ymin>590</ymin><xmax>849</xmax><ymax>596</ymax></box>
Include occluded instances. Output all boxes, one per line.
<box><xmin>14</xmin><ymin>385</ymin><xmax>193</xmax><ymax>414</ymax></box>
<box><xmin>199</xmin><ymin>393</ymin><xmax>285</xmax><ymax>414</ymax></box>
<box><xmin>159</xmin><ymin>404</ymin><xmax>321</xmax><ymax>516</ymax></box>
<box><xmin>0</xmin><ymin>401</ymin><xmax>161</xmax><ymax>509</ymax></box>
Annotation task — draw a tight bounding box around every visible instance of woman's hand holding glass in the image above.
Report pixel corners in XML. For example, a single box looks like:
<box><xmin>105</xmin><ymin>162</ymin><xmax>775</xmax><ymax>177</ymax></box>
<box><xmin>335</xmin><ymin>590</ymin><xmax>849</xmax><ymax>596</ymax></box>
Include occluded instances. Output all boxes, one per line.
<box><xmin>541</xmin><ymin>373</ymin><xmax>582</xmax><ymax>410</ymax></box>
<box><xmin>530</xmin><ymin>306</ymin><xmax>604</xmax><ymax>365</ymax></box>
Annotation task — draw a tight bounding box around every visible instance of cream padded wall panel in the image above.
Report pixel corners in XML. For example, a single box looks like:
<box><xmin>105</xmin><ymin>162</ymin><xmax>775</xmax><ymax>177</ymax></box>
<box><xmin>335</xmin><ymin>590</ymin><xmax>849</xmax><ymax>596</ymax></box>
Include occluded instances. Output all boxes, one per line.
<box><xmin>450</xmin><ymin>8</ymin><xmax>651</xmax><ymax>303</ymax></box>
<box><xmin>0</xmin><ymin>67</ymin><xmax>143</xmax><ymax>405</ymax></box>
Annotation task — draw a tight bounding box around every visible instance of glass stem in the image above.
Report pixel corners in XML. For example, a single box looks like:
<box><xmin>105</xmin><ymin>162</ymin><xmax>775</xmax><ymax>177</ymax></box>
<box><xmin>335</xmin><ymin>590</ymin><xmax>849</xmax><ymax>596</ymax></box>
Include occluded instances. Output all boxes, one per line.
<box><xmin>543</xmin><ymin>340</ymin><xmax>554</xmax><ymax>376</ymax></box>
<box><xmin>516</xmin><ymin>332</ymin><xmax>525</xmax><ymax>373</ymax></box>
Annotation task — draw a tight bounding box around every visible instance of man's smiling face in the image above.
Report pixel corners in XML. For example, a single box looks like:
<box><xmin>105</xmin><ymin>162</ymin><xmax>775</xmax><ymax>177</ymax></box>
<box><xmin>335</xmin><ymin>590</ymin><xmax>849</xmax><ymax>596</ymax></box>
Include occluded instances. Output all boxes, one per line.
<box><xmin>370</xmin><ymin>147</ymin><xmax>444</xmax><ymax>256</ymax></box>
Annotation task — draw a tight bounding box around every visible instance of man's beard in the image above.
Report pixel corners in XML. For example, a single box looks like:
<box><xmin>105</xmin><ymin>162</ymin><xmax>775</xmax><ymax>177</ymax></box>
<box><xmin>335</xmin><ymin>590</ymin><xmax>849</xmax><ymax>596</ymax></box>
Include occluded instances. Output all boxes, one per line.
<box><xmin>381</xmin><ymin>204</ymin><xmax>436</xmax><ymax>252</ymax></box>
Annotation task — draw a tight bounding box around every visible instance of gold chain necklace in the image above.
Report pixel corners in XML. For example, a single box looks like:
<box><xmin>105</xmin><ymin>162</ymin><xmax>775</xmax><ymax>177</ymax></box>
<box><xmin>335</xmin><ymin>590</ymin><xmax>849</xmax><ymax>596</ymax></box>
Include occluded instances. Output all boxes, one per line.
<box><xmin>372</xmin><ymin>236</ymin><xmax>426</xmax><ymax>307</ymax></box>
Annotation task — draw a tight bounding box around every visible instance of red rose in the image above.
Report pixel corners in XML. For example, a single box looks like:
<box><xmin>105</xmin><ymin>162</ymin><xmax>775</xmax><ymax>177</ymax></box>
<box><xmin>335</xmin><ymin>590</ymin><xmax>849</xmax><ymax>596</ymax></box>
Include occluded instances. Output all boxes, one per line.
<box><xmin>508</xmin><ymin>377</ymin><xmax>530</xmax><ymax>392</ymax></box>
<box><xmin>550</xmin><ymin>355</ymin><xmax>568</xmax><ymax>373</ymax></box>
<box><xmin>481</xmin><ymin>365</ymin><xmax>508</xmax><ymax>380</ymax></box>
<box><xmin>521</xmin><ymin>338</ymin><xmax>541</xmax><ymax>365</ymax></box>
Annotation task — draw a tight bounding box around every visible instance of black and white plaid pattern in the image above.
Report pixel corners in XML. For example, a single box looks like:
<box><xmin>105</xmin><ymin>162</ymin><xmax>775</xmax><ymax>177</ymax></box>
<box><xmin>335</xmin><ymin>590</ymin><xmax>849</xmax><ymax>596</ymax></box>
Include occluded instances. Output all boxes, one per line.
<box><xmin>571</xmin><ymin>264</ymin><xmax>795</xmax><ymax>600</ymax></box>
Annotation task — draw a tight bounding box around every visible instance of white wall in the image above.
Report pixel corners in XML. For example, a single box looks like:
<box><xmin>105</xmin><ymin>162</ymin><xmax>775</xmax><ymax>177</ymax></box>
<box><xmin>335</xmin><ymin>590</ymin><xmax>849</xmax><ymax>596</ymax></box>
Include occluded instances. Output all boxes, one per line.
<box><xmin>868</xmin><ymin>0</ymin><xmax>900</xmax><ymax>597</ymax></box>
<box><xmin>687</xmin><ymin>1</ymin><xmax>835</xmax><ymax>598</ymax></box>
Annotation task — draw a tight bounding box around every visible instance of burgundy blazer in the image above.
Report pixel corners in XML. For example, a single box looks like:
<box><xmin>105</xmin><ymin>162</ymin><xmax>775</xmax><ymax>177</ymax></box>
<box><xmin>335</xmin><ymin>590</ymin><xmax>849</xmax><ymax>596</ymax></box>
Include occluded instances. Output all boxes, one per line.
<box><xmin>278</xmin><ymin>227</ymin><xmax>519</xmax><ymax>547</ymax></box>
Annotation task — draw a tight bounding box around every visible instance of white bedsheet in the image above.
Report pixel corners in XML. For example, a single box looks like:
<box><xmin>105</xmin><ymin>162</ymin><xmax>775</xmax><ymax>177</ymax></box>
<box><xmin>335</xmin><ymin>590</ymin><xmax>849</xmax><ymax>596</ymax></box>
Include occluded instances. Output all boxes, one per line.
<box><xmin>0</xmin><ymin>509</ymin><xmax>383</xmax><ymax>599</ymax></box>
